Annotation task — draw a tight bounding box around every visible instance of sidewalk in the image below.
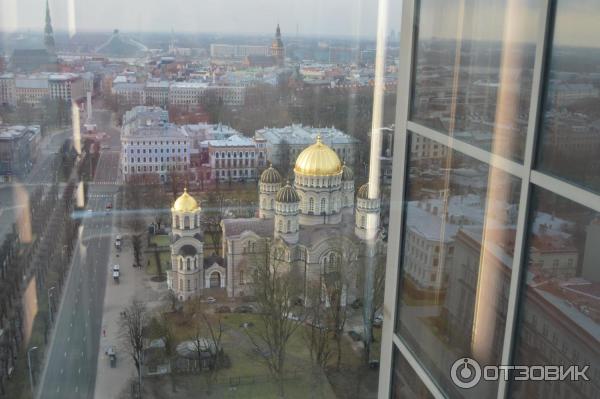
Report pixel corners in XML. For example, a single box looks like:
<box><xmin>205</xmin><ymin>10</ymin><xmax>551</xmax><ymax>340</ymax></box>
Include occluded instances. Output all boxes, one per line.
<box><xmin>93</xmin><ymin>221</ymin><xmax>167</xmax><ymax>399</ymax></box>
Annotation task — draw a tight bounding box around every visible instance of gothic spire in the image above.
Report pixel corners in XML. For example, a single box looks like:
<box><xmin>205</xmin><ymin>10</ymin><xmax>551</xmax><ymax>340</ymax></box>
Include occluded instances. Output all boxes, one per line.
<box><xmin>44</xmin><ymin>0</ymin><xmax>56</xmax><ymax>52</ymax></box>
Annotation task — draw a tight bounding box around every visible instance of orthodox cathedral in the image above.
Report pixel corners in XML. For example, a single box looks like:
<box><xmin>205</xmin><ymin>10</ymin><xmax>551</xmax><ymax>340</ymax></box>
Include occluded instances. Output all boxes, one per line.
<box><xmin>167</xmin><ymin>136</ymin><xmax>382</xmax><ymax>301</ymax></box>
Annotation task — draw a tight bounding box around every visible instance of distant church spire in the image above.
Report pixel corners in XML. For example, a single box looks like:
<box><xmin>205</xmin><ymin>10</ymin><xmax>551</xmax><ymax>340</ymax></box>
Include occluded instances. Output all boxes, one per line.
<box><xmin>44</xmin><ymin>0</ymin><xmax>56</xmax><ymax>52</ymax></box>
<box><xmin>271</xmin><ymin>24</ymin><xmax>284</xmax><ymax>66</ymax></box>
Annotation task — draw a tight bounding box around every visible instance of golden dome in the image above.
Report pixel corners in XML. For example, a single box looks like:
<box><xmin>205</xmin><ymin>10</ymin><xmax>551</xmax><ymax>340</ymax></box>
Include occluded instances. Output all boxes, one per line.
<box><xmin>357</xmin><ymin>183</ymin><xmax>370</xmax><ymax>199</ymax></box>
<box><xmin>276</xmin><ymin>182</ymin><xmax>300</xmax><ymax>203</ymax></box>
<box><xmin>173</xmin><ymin>188</ymin><xmax>199</xmax><ymax>212</ymax></box>
<box><xmin>294</xmin><ymin>135</ymin><xmax>342</xmax><ymax>176</ymax></box>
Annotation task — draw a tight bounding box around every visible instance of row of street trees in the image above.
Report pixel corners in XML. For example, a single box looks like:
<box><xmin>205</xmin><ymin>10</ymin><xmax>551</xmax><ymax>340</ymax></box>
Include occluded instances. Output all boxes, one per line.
<box><xmin>0</xmin><ymin>143</ymin><xmax>79</xmax><ymax>397</ymax></box>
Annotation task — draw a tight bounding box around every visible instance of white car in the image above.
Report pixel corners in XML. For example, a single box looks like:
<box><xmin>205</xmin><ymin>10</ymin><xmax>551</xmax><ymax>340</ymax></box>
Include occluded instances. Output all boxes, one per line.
<box><xmin>206</xmin><ymin>297</ymin><xmax>216</xmax><ymax>304</ymax></box>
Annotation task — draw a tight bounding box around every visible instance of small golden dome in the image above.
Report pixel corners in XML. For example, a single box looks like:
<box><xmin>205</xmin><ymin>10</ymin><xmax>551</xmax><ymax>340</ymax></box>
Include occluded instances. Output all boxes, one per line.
<box><xmin>342</xmin><ymin>162</ymin><xmax>354</xmax><ymax>181</ymax></box>
<box><xmin>173</xmin><ymin>188</ymin><xmax>199</xmax><ymax>212</ymax></box>
<box><xmin>357</xmin><ymin>183</ymin><xmax>370</xmax><ymax>199</ymax></box>
<box><xmin>294</xmin><ymin>135</ymin><xmax>342</xmax><ymax>176</ymax></box>
<box><xmin>260</xmin><ymin>164</ymin><xmax>283</xmax><ymax>184</ymax></box>
<box><xmin>276</xmin><ymin>182</ymin><xmax>300</xmax><ymax>203</ymax></box>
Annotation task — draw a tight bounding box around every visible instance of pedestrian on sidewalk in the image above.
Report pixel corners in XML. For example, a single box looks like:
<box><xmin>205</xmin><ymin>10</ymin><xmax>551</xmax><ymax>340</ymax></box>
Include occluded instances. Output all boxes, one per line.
<box><xmin>103</xmin><ymin>329</ymin><xmax>106</xmax><ymax>337</ymax></box>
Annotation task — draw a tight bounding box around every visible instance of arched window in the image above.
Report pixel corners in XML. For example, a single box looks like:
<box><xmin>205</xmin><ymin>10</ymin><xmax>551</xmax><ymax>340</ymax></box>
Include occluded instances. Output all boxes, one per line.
<box><xmin>179</xmin><ymin>258</ymin><xmax>183</xmax><ymax>270</ymax></box>
<box><xmin>271</xmin><ymin>199</ymin><xmax>274</xmax><ymax>209</ymax></box>
<box><xmin>186</xmin><ymin>258</ymin><xmax>191</xmax><ymax>271</ymax></box>
<box><xmin>361</xmin><ymin>215</ymin><xmax>366</xmax><ymax>228</ymax></box>
<box><xmin>184</xmin><ymin>216</ymin><xmax>190</xmax><ymax>229</ymax></box>
<box><xmin>175</xmin><ymin>215</ymin><xmax>180</xmax><ymax>229</ymax></box>
<box><xmin>194</xmin><ymin>258</ymin><xmax>197</xmax><ymax>269</ymax></box>
<box><xmin>179</xmin><ymin>279</ymin><xmax>183</xmax><ymax>290</ymax></box>
<box><xmin>321</xmin><ymin>198</ymin><xmax>326</xmax><ymax>213</ymax></box>
<box><xmin>309</xmin><ymin>198</ymin><xmax>315</xmax><ymax>213</ymax></box>
<box><xmin>278</xmin><ymin>220</ymin><xmax>283</xmax><ymax>232</ymax></box>
<box><xmin>287</xmin><ymin>220</ymin><xmax>291</xmax><ymax>232</ymax></box>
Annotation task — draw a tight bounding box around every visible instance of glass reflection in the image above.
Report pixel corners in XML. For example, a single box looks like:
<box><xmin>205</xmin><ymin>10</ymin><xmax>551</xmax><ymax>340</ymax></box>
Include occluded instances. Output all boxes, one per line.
<box><xmin>411</xmin><ymin>0</ymin><xmax>541</xmax><ymax>162</ymax></box>
<box><xmin>394</xmin><ymin>132</ymin><xmax>520</xmax><ymax>398</ymax></box>
<box><xmin>536</xmin><ymin>0</ymin><xmax>600</xmax><ymax>193</ymax></box>
<box><xmin>392</xmin><ymin>347</ymin><xmax>435</xmax><ymax>399</ymax></box>
<box><xmin>511</xmin><ymin>188</ymin><xmax>600</xmax><ymax>399</ymax></box>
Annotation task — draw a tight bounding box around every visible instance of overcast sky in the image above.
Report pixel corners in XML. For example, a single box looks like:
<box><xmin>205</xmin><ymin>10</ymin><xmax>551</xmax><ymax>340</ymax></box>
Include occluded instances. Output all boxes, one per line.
<box><xmin>1</xmin><ymin>0</ymin><xmax>598</xmax><ymax>47</ymax></box>
<box><xmin>0</xmin><ymin>0</ymin><xmax>402</xmax><ymax>38</ymax></box>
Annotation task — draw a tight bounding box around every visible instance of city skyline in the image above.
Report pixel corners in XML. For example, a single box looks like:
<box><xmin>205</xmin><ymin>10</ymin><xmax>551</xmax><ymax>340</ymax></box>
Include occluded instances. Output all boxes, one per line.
<box><xmin>0</xmin><ymin>0</ymin><xmax>402</xmax><ymax>39</ymax></box>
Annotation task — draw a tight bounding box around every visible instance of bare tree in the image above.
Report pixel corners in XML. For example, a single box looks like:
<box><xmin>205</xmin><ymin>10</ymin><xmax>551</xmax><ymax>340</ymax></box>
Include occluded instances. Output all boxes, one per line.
<box><xmin>323</xmin><ymin>238</ymin><xmax>357</xmax><ymax>369</ymax></box>
<box><xmin>201</xmin><ymin>192</ymin><xmax>225</xmax><ymax>256</ymax></box>
<box><xmin>246</xmin><ymin>241</ymin><xmax>305</xmax><ymax>397</ymax></box>
<box><xmin>303</xmin><ymin>282</ymin><xmax>332</xmax><ymax>370</ymax></box>
<box><xmin>120</xmin><ymin>300</ymin><xmax>148</xmax><ymax>397</ymax></box>
<box><xmin>188</xmin><ymin>300</ymin><xmax>224</xmax><ymax>394</ymax></box>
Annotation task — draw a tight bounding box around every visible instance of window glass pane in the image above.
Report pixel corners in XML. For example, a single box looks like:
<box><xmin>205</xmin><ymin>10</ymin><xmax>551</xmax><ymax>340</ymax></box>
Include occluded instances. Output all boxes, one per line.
<box><xmin>392</xmin><ymin>346</ymin><xmax>435</xmax><ymax>399</ymax></box>
<box><xmin>395</xmin><ymin>132</ymin><xmax>521</xmax><ymax>398</ymax></box>
<box><xmin>411</xmin><ymin>0</ymin><xmax>541</xmax><ymax>162</ymax></box>
<box><xmin>510</xmin><ymin>188</ymin><xmax>600</xmax><ymax>399</ymax></box>
<box><xmin>535</xmin><ymin>0</ymin><xmax>600</xmax><ymax>193</ymax></box>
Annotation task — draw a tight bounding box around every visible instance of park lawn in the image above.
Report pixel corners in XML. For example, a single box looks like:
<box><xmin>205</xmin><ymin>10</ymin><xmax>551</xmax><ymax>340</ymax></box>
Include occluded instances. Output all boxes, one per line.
<box><xmin>156</xmin><ymin>307</ymin><xmax>374</xmax><ymax>398</ymax></box>
<box><xmin>146</xmin><ymin>250</ymin><xmax>171</xmax><ymax>276</ymax></box>
<box><xmin>150</xmin><ymin>234</ymin><xmax>170</xmax><ymax>247</ymax></box>
<box><xmin>185</xmin><ymin>371</ymin><xmax>336</xmax><ymax>399</ymax></box>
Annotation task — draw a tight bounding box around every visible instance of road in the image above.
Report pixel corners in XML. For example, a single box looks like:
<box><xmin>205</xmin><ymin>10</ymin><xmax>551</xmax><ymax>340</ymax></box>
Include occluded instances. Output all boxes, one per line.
<box><xmin>36</xmin><ymin>108</ymin><xmax>122</xmax><ymax>399</ymax></box>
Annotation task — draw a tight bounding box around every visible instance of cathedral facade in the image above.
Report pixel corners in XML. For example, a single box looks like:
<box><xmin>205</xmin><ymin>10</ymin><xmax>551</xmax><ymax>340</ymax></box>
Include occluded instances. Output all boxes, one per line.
<box><xmin>167</xmin><ymin>137</ymin><xmax>382</xmax><ymax>301</ymax></box>
<box><xmin>222</xmin><ymin>136</ymin><xmax>381</xmax><ymax>299</ymax></box>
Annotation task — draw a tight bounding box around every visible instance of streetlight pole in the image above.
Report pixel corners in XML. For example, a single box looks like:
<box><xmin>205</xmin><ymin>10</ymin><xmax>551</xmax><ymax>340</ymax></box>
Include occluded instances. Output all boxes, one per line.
<box><xmin>27</xmin><ymin>346</ymin><xmax>39</xmax><ymax>396</ymax></box>
<box><xmin>48</xmin><ymin>286</ymin><xmax>56</xmax><ymax>324</ymax></box>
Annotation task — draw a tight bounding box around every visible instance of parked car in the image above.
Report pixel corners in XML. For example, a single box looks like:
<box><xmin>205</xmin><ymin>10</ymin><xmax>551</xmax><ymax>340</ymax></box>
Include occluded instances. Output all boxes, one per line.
<box><xmin>115</xmin><ymin>235</ymin><xmax>122</xmax><ymax>250</ymax></box>
<box><xmin>234</xmin><ymin>305</ymin><xmax>255</xmax><ymax>313</ymax></box>
<box><xmin>215</xmin><ymin>306</ymin><xmax>231</xmax><ymax>313</ymax></box>
<box><xmin>348</xmin><ymin>330</ymin><xmax>362</xmax><ymax>342</ymax></box>
<box><xmin>106</xmin><ymin>202</ymin><xmax>113</xmax><ymax>210</ymax></box>
<box><xmin>206</xmin><ymin>296</ymin><xmax>216</xmax><ymax>304</ymax></box>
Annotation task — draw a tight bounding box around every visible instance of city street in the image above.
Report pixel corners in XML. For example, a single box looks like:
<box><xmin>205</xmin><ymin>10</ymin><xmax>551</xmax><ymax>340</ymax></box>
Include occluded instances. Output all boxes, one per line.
<box><xmin>36</xmin><ymin>109</ymin><xmax>122</xmax><ymax>399</ymax></box>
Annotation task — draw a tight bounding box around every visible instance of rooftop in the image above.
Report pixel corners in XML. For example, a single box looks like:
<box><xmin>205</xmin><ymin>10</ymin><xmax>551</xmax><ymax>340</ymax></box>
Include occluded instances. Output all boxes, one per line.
<box><xmin>203</xmin><ymin>134</ymin><xmax>255</xmax><ymax>148</ymax></box>
<box><xmin>255</xmin><ymin>124</ymin><xmax>358</xmax><ymax>146</ymax></box>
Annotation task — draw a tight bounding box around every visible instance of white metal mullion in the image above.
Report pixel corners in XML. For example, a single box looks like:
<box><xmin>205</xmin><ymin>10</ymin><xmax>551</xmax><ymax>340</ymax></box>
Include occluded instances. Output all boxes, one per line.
<box><xmin>496</xmin><ymin>1</ymin><xmax>552</xmax><ymax>398</ymax></box>
<box><xmin>392</xmin><ymin>334</ymin><xmax>446</xmax><ymax>399</ymax></box>
<box><xmin>406</xmin><ymin>121</ymin><xmax>525</xmax><ymax>179</ymax></box>
<box><xmin>530</xmin><ymin>171</ymin><xmax>600</xmax><ymax>213</ymax></box>
<box><xmin>378</xmin><ymin>0</ymin><xmax>415</xmax><ymax>397</ymax></box>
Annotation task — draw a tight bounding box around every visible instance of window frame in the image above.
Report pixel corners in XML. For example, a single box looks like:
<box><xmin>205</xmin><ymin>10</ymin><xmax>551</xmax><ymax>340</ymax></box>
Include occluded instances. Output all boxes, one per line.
<box><xmin>379</xmin><ymin>0</ymin><xmax>600</xmax><ymax>398</ymax></box>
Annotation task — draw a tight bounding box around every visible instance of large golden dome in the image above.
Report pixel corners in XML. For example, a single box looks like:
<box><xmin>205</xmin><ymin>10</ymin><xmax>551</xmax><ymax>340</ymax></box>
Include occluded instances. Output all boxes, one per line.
<box><xmin>294</xmin><ymin>135</ymin><xmax>342</xmax><ymax>176</ymax></box>
<box><xmin>173</xmin><ymin>188</ymin><xmax>199</xmax><ymax>212</ymax></box>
